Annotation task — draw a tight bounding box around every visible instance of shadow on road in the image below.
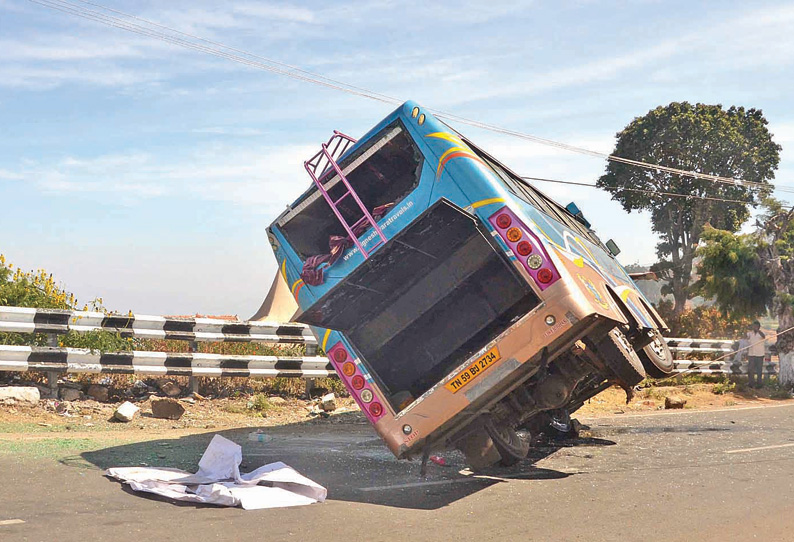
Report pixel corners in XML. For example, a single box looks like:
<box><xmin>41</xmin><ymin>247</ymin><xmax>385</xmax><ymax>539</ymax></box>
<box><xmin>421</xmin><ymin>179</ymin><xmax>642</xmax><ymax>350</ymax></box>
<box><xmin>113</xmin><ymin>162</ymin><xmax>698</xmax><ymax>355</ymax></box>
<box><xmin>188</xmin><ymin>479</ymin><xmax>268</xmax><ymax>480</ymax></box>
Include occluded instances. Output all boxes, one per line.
<box><xmin>78</xmin><ymin>413</ymin><xmax>615</xmax><ymax>510</ymax></box>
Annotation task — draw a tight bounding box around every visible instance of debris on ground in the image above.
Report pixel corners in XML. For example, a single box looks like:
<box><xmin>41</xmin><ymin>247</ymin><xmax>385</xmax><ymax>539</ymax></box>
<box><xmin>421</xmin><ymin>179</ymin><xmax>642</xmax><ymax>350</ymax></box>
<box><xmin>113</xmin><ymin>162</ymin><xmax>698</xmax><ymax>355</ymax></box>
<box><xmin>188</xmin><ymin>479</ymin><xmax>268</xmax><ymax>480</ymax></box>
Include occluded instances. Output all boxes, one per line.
<box><xmin>248</xmin><ymin>430</ymin><xmax>273</xmax><ymax>442</ymax></box>
<box><xmin>321</xmin><ymin>393</ymin><xmax>337</xmax><ymax>412</ymax></box>
<box><xmin>56</xmin><ymin>401</ymin><xmax>77</xmax><ymax>416</ymax></box>
<box><xmin>665</xmin><ymin>396</ymin><xmax>687</xmax><ymax>409</ymax></box>
<box><xmin>151</xmin><ymin>397</ymin><xmax>186</xmax><ymax>420</ymax></box>
<box><xmin>87</xmin><ymin>384</ymin><xmax>109</xmax><ymax>402</ymax></box>
<box><xmin>106</xmin><ymin>434</ymin><xmax>326</xmax><ymax>509</ymax></box>
<box><xmin>429</xmin><ymin>455</ymin><xmax>447</xmax><ymax>466</ymax></box>
<box><xmin>0</xmin><ymin>386</ymin><xmax>41</xmax><ymax>405</ymax></box>
<box><xmin>114</xmin><ymin>401</ymin><xmax>140</xmax><ymax>422</ymax></box>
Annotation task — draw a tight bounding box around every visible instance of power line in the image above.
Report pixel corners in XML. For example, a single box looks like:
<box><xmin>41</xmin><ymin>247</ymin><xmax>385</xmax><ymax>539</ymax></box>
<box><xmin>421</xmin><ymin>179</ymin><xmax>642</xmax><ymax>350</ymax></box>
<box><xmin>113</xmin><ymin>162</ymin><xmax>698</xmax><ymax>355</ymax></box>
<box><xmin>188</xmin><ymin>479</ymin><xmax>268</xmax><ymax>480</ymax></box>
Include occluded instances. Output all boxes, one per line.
<box><xmin>522</xmin><ymin>176</ymin><xmax>758</xmax><ymax>205</ymax></box>
<box><xmin>27</xmin><ymin>0</ymin><xmax>794</xmax><ymax>196</ymax></box>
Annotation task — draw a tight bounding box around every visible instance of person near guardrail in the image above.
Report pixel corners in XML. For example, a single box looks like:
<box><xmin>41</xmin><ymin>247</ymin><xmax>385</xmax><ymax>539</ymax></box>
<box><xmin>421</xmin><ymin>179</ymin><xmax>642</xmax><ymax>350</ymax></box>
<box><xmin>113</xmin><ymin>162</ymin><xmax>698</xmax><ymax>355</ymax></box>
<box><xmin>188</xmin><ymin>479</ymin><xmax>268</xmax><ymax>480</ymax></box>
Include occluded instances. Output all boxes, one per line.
<box><xmin>746</xmin><ymin>321</ymin><xmax>766</xmax><ymax>389</ymax></box>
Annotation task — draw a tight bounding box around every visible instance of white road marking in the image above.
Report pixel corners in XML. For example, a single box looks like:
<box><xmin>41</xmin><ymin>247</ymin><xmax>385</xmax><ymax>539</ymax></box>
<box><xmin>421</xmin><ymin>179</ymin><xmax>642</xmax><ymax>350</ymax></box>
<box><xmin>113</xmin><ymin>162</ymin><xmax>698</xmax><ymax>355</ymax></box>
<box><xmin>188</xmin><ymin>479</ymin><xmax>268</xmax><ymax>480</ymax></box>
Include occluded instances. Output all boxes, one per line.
<box><xmin>725</xmin><ymin>443</ymin><xmax>794</xmax><ymax>454</ymax></box>
<box><xmin>0</xmin><ymin>519</ymin><xmax>25</xmax><ymax>526</ymax></box>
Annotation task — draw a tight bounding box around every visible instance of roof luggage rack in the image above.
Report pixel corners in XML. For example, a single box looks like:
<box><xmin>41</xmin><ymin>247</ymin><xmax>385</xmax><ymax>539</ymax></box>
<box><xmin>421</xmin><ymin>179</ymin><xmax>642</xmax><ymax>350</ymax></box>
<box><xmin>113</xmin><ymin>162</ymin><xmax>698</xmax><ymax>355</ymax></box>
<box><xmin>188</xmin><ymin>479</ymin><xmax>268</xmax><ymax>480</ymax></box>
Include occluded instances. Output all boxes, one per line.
<box><xmin>304</xmin><ymin>131</ymin><xmax>388</xmax><ymax>260</ymax></box>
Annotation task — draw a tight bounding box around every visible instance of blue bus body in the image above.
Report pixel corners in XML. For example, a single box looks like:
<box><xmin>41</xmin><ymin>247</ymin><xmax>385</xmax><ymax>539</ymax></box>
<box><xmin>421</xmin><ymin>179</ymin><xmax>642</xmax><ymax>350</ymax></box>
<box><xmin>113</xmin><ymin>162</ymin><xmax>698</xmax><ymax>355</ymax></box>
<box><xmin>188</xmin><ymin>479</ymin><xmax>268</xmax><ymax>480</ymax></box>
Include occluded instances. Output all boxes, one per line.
<box><xmin>267</xmin><ymin>101</ymin><xmax>668</xmax><ymax>465</ymax></box>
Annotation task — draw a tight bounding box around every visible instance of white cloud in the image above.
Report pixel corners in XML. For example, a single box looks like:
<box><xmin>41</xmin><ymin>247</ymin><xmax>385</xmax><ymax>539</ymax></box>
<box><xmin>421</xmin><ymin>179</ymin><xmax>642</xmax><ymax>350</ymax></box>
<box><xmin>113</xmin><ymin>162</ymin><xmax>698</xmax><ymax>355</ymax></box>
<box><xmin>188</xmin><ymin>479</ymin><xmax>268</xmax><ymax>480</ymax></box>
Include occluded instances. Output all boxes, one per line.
<box><xmin>0</xmin><ymin>168</ymin><xmax>23</xmax><ymax>180</ymax></box>
<box><xmin>191</xmin><ymin>127</ymin><xmax>266</xmax><ymax>136</ymax></box>
<box><xmin>0</xmin><ymin>64</ymin><xmax>165</xmax><ymax>89</ymax></box>
<box><xmin>8</xmin><ymin>143</ymin><xmax>317</xmax><ymax>212</ymax></box>
<box><xmin>0</xmin><ymin>37</ymin><xmax>148</xmax><ymax>61</ymax></box>
<box><xmin>233</xmin><ymin>3</ymin><xmax>316</xmax><ymax>24</ymax></box>
<box><xmin>439</xmin><ymin>3</ymin><xmax>794</xmax><ymax>106</ymax></box>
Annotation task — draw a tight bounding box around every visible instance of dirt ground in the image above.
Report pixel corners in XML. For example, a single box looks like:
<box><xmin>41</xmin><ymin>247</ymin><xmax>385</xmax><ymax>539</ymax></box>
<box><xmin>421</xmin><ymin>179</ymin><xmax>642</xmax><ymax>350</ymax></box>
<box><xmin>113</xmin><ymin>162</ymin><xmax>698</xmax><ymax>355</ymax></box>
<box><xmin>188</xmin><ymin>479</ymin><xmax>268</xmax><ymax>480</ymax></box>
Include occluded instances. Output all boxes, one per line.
<box><xmin>1</xmin><ymin>378</ymin><xmax>791</xmax><ymax>441</ymax></box>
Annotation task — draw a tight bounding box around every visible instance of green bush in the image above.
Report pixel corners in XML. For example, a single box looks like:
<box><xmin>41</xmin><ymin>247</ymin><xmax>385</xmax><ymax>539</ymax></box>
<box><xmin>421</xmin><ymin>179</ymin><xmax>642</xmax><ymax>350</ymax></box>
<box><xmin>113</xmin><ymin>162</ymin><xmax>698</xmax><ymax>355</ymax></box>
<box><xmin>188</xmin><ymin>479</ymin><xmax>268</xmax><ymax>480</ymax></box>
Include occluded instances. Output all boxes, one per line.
<box><xmin>656</xmin><ymin>300</ymin><xmax>753</xmax><ymax>339</ymax></box>
<box><xmin>712</xmin><ymin>379</ymin><xmax>737</xmax><ymax>395</ymax></box>
<box><xmin>247</xmin><ymin>393</ymin><xmax>274</xmax><ymax>413</ymax></box>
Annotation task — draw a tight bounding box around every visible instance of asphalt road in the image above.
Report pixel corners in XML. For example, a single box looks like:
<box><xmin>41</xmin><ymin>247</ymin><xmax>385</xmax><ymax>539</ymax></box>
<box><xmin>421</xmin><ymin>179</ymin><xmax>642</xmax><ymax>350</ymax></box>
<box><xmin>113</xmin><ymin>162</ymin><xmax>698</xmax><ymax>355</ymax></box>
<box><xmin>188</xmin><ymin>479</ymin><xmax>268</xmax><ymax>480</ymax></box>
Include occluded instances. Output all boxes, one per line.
<box><xmin>2</xmin><ymin>403</ymin><xmax>794</xmax><ymax>542</ymax></box>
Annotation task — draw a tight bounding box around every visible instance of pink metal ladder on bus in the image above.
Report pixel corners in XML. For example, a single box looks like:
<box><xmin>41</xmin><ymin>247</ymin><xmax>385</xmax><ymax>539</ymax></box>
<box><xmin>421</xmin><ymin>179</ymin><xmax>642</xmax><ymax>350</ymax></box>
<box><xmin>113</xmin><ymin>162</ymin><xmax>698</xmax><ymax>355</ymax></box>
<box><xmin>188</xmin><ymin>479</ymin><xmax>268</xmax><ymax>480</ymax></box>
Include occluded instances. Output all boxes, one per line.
<box><xmin>304</xmin><ymin>131</ymin><xmax>388</xmax><ymax>260</ymax></box>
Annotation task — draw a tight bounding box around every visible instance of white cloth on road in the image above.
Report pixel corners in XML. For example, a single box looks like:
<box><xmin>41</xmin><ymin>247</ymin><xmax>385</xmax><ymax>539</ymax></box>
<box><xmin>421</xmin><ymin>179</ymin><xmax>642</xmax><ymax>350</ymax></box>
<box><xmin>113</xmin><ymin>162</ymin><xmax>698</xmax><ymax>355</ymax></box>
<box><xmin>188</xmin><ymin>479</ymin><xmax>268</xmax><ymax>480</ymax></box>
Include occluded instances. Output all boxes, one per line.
<box><xmin>106</xmin><ymin>434</ymin><xmax>327</xmax><ymax>509</ymax></box>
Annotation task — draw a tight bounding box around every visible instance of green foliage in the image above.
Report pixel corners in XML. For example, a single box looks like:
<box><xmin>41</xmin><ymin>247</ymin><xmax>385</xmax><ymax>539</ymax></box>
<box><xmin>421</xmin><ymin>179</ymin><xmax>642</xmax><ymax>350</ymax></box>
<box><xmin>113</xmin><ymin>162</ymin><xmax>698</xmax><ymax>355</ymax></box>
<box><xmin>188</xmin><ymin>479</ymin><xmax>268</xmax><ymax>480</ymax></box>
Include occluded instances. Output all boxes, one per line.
<box><xmin>0</xmin><ymin>253</ymin><xmax>131</xmax><ymax>351</ymax></box>
<box><xmin>0</xmin><ymin>254</ymin><xmax>74</xmax><ymax>309</ymax></box>
<box><xmin>694</xmin><ymin>226</ymin><xmax>774</xmax><ymax>317</ymax></box>
<box><xmin>597</xmin><ymin>102</ymin><xmax>781</xmax><ymax>313</ymax></box>
<box><xmin>770</xmin><ymin>385</ymin><xmax>793</xmax><ymax>399</ymax></box>
<box><xmin>656</xmin><ymin>299</ymin><xmax>753</xmax><ymax>339</ymax></box>
<box><xmin>247</xmin><ymin>393</ymin><xmax>274</xmax><ymax>413</ymax></box>
<box><xmin>692</xmin><ymin>198</ymin><xmax>794</xmax><ymax>352</ymax></box>
<box><xmin>712</xmin><ymin>378</ymin><xmax>737</xmax><ymax>395</ymax></box>
<box><xmin>59</xmin><ymin>330</ymin><xmax>132</xmax><ymax>352</ymax></box>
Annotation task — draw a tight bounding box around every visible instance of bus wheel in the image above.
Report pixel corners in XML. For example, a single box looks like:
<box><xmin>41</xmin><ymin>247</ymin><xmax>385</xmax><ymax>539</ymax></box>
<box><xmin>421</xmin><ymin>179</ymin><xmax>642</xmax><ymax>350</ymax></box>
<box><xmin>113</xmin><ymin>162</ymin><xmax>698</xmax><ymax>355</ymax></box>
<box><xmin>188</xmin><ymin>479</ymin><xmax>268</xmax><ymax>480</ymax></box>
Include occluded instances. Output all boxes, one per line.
<box><xmin>596</xmin><ymin>328</ymin><xmax>646</xmax><ymax>386</ymax></box>
<box><xmin>637</xmin><ymin>330</ymin><xmax>675</xmax><ymax>378</ymax></box>
<box><xmin>456</xmin><ymin>429</ymin><xmax>502</xmax><ymax>471</ymax></box>
<box><xmin>484</xmin><ymin>419</ymin><xmax>530</xmax><ymax>466</ymax></box>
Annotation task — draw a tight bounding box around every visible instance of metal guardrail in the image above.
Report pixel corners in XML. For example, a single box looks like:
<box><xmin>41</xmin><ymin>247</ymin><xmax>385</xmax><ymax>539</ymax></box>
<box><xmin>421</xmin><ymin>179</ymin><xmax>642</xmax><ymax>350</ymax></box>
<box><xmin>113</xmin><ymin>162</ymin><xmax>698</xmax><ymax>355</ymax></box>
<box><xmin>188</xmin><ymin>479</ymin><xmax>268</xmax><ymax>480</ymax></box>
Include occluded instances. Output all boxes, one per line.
<box><xmin>0</xmin><ymin>307</ymin><xmax>777</xmax><ymax>381</ymax></box>
<box><xmin>665</xmin><ymin>338</ymin><xmax>734</xmax><ymax>354</ymax></box>
<box><xmin>0</xmin><ymin>306</ymin><xmax>316</xmax><ymax>344</ymax></box>
<box><xmin>0</xmin><ymin>308</ymin><xmax>329</xmax><ymax>397</ymax></box>
<box><xmin>0</xmin><ymin>345</ymin><xmax>332</xmax><ymax>378</ymax></box>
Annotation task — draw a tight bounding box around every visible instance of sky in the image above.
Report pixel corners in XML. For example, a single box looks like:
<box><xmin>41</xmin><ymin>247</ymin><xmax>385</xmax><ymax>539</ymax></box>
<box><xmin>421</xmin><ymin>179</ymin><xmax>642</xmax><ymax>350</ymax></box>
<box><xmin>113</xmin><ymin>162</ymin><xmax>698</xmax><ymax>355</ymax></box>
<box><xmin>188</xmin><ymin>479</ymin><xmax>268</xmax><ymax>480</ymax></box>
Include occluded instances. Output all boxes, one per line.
<box><xmin>2</xmin><ymin>0</ymin><xmax>794</xmax><ymax>318</ymax></box>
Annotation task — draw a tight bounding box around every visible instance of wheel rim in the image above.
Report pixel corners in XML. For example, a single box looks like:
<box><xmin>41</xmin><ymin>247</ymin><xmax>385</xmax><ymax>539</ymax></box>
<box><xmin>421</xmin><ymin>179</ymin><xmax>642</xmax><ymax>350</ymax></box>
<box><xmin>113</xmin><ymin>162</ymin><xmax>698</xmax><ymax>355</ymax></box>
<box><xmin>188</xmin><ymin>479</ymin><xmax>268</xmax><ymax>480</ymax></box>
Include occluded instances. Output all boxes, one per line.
<box><xmin>485</xmin><ymin>419</ymin><xmax>530</xmax><ymax>460</ymax></box>
<box><xmin>649</xmin><ymin>335</ymin><xmax>667</xmax><ymax>359</ymax></box>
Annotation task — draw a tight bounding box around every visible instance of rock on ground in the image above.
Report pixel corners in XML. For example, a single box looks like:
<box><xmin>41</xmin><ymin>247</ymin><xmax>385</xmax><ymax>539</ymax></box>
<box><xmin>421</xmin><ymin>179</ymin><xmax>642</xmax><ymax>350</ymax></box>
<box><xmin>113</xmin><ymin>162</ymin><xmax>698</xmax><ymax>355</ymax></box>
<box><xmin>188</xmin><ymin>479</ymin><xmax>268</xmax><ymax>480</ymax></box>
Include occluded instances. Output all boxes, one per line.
<box><xmin>87</xmin><ymin>384</ymin><xmax>109</xmax><ymax>402</ymax></box>
<box><xmin>59</xmin><ymin>387</ymin><xmax>81</xmax><ymax>402</ymax></box>
<box><xmin>321</xmin><ymin>393</ymin><xmax>337</xmax><ymax>412</ymax></box>
<box><xmin>157</xmin><ymin>380</ymin><xmax>182</xmax><ymax>397</ymax></box>
<box><xmin>665</xmin><ymin>396</ymin><xmax>687</xmax><ymax>409</ymax></box>
<box><xmin>114</xmin><ymin>401</ymin><xmax>140</xmax><ymax>422</ymax></box>
<box><xmin>0</xmin><ymin>386</ymin><xmax>41</xmax><ymax>405</ymax></box>
<box><xmin>151</xmin><ymin>397</ymin><xmax>186</xmax><ymax>420</ymax></box>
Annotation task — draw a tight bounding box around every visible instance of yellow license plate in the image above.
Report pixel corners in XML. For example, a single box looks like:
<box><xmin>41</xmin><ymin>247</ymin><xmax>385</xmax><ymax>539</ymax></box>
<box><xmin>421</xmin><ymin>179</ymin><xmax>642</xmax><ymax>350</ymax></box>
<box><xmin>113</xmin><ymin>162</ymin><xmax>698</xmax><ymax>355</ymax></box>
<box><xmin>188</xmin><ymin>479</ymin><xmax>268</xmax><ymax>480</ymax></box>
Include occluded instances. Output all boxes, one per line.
<box><xmin>445</xmin><ymin>347</ymin><xmax>501</xmax><ymax>393</ymax></box>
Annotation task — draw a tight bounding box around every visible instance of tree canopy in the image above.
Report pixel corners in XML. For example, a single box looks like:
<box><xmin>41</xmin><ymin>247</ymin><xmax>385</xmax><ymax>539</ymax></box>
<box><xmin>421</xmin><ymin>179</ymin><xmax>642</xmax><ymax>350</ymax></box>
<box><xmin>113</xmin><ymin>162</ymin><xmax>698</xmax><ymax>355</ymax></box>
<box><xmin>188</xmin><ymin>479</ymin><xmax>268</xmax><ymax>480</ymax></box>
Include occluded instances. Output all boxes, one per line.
<box><xmin>597</xmin><ymin>102</ymin><xmax>781</xmax><ymax>315</ymax></box>
<box><xmin>693</xmin><ymin>227</ymin><xmax>774</xmax><ymax>317</ymax></box>
<box><xmin>695</xmin><ymin>198</ymin><xmax>794</xmax><ymax>354</ymax></box>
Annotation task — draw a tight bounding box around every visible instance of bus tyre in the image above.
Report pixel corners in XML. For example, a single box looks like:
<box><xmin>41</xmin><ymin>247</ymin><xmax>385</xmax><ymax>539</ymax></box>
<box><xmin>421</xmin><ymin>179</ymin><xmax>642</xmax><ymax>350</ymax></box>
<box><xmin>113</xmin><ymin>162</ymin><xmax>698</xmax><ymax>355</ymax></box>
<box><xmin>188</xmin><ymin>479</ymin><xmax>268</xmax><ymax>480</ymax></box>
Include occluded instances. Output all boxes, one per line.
<box><xmin>596</xmin><ymin>328</ymin><xmax>646</xmax><ymax>386</ymax></box>
<box><xmin>456</xmin><ymin>430</ymin><xmax>503</xmax><ymax>471</ymax></box>
<box><xmin>484</xmin><ymin>419</ymin><xmax>530</xmax><ymax>466</ymax></box>
<box><xmin>638</xmin><ymin>330</ymin><xmax>675</xmax><ymax>378</ymax></box>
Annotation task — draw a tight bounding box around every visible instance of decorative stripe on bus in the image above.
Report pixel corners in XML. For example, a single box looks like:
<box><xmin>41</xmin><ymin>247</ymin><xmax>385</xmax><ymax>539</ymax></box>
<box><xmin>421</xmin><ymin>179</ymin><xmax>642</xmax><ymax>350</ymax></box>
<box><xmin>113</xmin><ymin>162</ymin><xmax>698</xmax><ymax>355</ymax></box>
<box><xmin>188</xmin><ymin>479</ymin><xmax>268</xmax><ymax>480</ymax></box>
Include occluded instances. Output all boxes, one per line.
<box><xmin>471</xmin><ymin>197</ymin><xmax>505</xmax><ymax>209</ymax></box>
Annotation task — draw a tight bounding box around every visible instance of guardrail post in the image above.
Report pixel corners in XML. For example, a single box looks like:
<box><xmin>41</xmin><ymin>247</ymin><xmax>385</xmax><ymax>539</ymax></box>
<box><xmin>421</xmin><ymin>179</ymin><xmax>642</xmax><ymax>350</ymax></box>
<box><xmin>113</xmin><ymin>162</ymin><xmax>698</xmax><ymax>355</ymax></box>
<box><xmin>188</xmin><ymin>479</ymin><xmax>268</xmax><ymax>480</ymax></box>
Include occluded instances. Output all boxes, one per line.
<box><xmin>45</xmin><ymin>333</ymin><xmax>59</xmax><ymax>398</ymax></box>
<box><xmin>305</xmin><ymin>343</ymin><xmax>318</xmax><ymax>398</ymax></box>
<box><xmin>189</xmin><ymin>341</ymin><xmax>200</xmax><ymax>394</ymax></box>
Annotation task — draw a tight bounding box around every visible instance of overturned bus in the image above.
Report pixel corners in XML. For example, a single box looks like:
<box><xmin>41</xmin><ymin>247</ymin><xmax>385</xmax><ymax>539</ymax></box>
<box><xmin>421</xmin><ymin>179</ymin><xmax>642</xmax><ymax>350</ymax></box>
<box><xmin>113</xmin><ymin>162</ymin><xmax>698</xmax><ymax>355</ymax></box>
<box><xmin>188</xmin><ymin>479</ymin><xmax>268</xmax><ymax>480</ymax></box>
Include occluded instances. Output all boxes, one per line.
<box><xmin>266</xmin><ymin>101</ymin><xmax>673</xmax><ymax>469</ymax></box>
